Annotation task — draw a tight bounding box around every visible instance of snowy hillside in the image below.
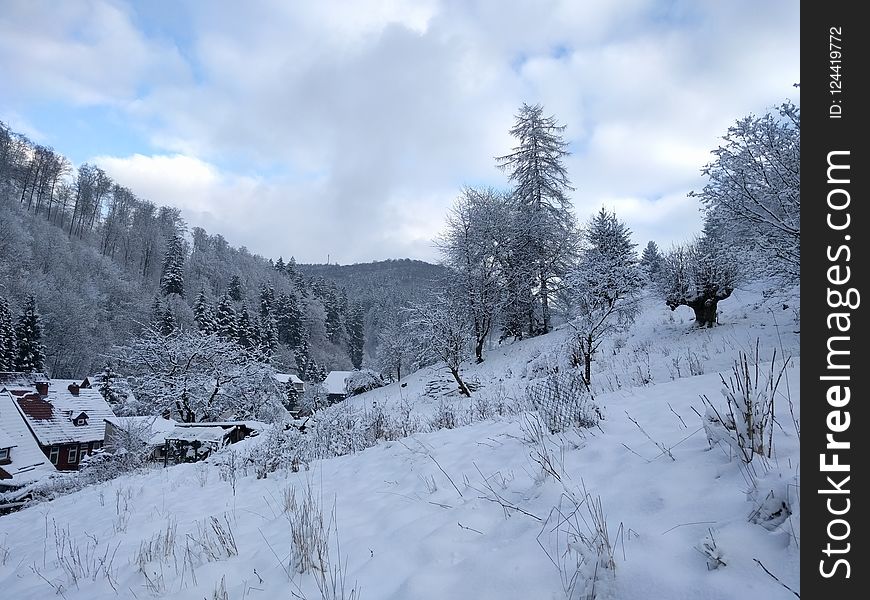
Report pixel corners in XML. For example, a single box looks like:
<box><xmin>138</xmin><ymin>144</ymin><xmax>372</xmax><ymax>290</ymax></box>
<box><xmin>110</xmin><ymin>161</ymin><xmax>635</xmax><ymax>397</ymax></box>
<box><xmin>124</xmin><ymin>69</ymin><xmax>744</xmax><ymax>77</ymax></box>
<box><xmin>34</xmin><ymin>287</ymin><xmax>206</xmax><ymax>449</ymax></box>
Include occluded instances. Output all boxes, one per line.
<box><xmin>0</xmin><ymin>286</ymin><xmax>800</xmax><ymax>600</ymax></box>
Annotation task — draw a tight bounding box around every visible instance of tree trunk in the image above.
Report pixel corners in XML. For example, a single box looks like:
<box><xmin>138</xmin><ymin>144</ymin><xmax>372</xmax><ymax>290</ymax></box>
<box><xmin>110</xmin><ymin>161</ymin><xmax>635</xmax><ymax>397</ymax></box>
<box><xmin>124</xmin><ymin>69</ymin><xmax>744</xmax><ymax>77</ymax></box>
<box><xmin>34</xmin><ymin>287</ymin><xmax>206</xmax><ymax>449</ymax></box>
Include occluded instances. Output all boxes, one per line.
<box><xmin>540</xmin><ymin>271</ymin><xmax>550</xmax><ymax>333</ymax></box>
<box><xmin>449</xmin><ymin>366</ymin><xmax>472</xmax><ymax>397</ymax></box>
<box><xmin>475</xmin><ymin>337</ymin><xmax>485</xmax><ymax>363</ymax></box>
<box><xmin>690</xmin><ymin>298</ymin><xmax>718</xmax><ymax>328</ymax></box>
<box><xmin>584</xmin><ymin>344</ymin><xmax>592</xmax><ymax>385</ymax></box>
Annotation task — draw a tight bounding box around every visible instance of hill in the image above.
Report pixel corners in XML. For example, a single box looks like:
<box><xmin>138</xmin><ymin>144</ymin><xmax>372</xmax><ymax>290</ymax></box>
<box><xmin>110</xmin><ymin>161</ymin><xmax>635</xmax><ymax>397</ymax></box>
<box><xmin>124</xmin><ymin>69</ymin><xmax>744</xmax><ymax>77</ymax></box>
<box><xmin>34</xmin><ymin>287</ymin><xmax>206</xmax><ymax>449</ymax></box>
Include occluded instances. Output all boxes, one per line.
<box><xmin>0</xmin><ymin>282</ymin><xmax>801</xmax><ymax>599</ymax></box>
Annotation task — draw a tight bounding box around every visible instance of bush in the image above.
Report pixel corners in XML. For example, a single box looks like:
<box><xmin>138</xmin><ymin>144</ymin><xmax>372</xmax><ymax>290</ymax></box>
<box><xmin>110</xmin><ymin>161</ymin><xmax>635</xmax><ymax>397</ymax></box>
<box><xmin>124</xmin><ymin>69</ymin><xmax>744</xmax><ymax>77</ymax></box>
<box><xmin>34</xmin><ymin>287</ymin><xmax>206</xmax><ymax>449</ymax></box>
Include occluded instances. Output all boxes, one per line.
<box><xmin>526</xmin><ymin>371</ymin><xmax>601</xmax><ymax>433</ymax></box>
<box><xmin>344</xmin><ymin>369</ymin><xmax>386</xmax><ymax>397</ymax></box>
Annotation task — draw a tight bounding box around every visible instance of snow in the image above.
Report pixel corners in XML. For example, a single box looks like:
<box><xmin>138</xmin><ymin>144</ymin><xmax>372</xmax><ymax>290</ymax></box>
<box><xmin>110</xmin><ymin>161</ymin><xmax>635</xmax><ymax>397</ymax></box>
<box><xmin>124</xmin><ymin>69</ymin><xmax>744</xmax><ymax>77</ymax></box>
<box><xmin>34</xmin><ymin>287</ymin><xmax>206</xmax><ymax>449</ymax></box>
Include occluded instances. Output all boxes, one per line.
<box><xmin>0</xmin><ymin>391</ymin><xmax>56</xmax><ymax>489</ymax></box>
<box><xmin>323</xmin><ymin>370</ymin><xmax>354</xmax><ymax>395</ymax></box>
<box><xmin>0</xmin><ymin>284</ymin><xmax>800</xmax><ymax>598</ymax></box>
<box><xmin>15</xmin><ymin>380</ymin><xmax>115</xmax><ymax>446</ymax></box>
<box><xmin>165</xmin><ymin>426</ymin><xmax>230</xmax><ymax>444</ymax></box>
<box><xmin>104</xmin><ymin>416</ymin><xmax>178</xmax><ymax>447</ymax></box>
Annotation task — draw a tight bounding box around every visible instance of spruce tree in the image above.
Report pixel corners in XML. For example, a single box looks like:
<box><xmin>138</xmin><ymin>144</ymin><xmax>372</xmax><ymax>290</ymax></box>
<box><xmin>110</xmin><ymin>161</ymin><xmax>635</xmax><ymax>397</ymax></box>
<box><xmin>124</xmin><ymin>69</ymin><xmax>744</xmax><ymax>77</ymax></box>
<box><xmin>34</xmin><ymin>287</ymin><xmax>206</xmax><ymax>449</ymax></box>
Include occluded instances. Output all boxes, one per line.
<box><xmin>193</xmin><ymin>288</ymin><xmax>215</xmax><ymax>333</ymax></box>
<box><xmin>274</xmin><ymin>257</ymin><xmax>286</xmax><ymax>274</ymax></box>
<box><xmin>227</xmin><ymin>275</ymin><xmax>243</xmax><ymax>302</ymax></box>
<box><xmin>324</xmin><ymin>290</ymin><xmax>343</xmax><ymax>344</ymax></box>
<box><xmin>258</xmin><ymin>315</ymin><xmax>278</xmax><ymax>362</ymax></box>
<box><xmin>0</xmin><ymin>296</ymin><xmax>16</xmax><ymax>371</ymax></box>
<box><xmin>14</xmin><ymin>295</ymin><xmax>46</xmax><ymax>372</ymax></box>
<box><xmin>158</xmin><ymin>305</ymin><xmax>176</xmax><ymax>335</ymax></box>
<box><xmin>160</xmin><ymin>233</ymin><xmax>186</xmax><ymax>297</ymax></box>
<box><xmin>259</xmin><ymin>283</ymin><xmax>275</xmax><ymax>318</ymax></box>
<box><xmin>346</xmin><ymin>301</ymin><xmax>365</xmax><ymax>369</ymax></box>
<box><xmin>640</xmin><ymin>241</ymin><xmax>663</xmax><ymax>280</ymax></box>
<box><xmin>237</xmin><ymin>304</ymin><xmax>254</xmax><ymax>349</ymax></box>
<box><xmin>274</xmin><ymin>292</ymin><xmax>303</xmax><ymax>347</ymax></box>
<box><xmin>98</xmin><ymin>362</ymin><xmax>124</xmax><ymax>405</ymax></box>
<box><xmin>214</xmin><ymin>293</ymin><xmax>238</xmax><ymax>340</ymax></box>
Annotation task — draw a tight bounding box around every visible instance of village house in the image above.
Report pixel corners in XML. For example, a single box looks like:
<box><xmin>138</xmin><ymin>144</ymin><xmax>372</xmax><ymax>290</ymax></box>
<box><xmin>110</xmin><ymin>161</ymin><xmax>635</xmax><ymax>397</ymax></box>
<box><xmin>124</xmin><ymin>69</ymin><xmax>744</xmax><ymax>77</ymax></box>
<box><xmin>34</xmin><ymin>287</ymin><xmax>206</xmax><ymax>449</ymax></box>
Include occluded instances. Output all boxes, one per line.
<box><xmin>0</xmin><ymin>389</ymin><xmax>57</xmax><ymax>493</ymax></box>
<box><xmin>323</xmin><ymin>370</ymin><xmax>354</xmax><ymax>404</ymax></box>
<box><xmin>162</xmin><ymin>421</ymin><xmax>265</xmax><ymax>464</ymax></box>
<box><xmin>274</xmin><ymin>372</ymin><xmax>305</xmax><ymax>394</ymax></box>
<box><xmin>103</xmin><ymin>415</ymin><xmax>178</xmax><ymax>462</ymax></box>
<box><xmin>3</xmin><ymin>374</ymin><xmax>115</xmax><ymax>471</ymax></box>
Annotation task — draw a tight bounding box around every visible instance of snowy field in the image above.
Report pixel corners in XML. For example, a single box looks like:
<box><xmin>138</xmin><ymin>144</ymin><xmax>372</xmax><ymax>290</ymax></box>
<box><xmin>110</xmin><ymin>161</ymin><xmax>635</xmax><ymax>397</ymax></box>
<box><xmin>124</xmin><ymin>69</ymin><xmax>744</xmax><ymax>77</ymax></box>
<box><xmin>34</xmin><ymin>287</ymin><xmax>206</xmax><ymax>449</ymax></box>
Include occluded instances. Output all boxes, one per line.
<box><xmin>0</xmin><ymin>285</ymin><xmax>800</xmax><ymax>600</ymax></box>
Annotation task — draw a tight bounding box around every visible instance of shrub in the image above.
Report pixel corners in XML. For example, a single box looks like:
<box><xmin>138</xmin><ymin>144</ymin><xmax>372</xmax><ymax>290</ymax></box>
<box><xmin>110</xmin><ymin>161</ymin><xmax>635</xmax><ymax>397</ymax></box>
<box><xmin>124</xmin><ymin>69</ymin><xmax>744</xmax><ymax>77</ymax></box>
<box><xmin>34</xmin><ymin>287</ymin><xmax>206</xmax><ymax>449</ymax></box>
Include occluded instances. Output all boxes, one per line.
<box><xmin>526</xmin><ymin>371</ymin><xmax>601</xmax><ymax>433</ymax></box>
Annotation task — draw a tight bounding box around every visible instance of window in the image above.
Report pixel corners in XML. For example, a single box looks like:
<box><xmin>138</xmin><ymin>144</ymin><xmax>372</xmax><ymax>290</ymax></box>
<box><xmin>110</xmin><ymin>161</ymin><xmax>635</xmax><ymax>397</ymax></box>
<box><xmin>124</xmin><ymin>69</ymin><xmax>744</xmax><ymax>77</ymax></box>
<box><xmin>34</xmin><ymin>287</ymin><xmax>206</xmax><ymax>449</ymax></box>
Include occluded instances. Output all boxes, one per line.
<box><xmin>68</xmin><ymin>446</ymin><xmax>78</xmax><ymax>464</ymax></box>
<box><xmin>92</xmin><ymin>441</ymin><xmax>102</xmax><ymax>451</ymax></box>
<box><xmin>76</xmin><ymin>418</ymin><xmax>86</xmax><ymax>426</ymax></box>
<box><xmin>49</xmin><ymin>446</ymin><xmax>59</xmax><ymax>464</ymax></box>
<box><xmin>0</xmin><ymin>447</ymin><xmax>9</xmax><ymax>461</ymax></box>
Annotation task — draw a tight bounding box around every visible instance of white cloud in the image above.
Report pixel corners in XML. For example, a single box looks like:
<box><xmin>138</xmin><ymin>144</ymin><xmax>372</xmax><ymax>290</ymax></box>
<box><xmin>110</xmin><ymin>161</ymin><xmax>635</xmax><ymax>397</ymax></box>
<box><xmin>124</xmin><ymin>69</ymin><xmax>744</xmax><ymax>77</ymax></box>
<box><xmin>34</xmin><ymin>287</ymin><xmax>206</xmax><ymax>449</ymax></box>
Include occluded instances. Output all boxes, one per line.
<box><xmin>6</xmin><ymin>0</ymin><xmax>799</xmax><ymax>263</ymax></box>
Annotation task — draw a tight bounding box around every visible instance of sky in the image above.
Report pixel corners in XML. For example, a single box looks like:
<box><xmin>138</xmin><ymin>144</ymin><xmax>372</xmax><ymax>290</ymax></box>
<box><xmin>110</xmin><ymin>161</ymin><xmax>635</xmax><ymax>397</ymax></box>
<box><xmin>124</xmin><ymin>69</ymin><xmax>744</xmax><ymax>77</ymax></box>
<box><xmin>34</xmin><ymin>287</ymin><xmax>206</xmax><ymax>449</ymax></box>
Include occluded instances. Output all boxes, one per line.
<box><xmin>0</xmin><ymin>0</ymin><xmax>800</xmax><ymax>265</ymax></box>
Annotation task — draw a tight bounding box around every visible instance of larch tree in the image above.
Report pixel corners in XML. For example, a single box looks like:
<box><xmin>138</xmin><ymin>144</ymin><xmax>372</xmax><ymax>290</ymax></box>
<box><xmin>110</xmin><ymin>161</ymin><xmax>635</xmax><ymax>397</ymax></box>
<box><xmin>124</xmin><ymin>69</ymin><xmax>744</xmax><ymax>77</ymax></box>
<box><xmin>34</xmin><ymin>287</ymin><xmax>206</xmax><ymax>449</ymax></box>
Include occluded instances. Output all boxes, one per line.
<box><xmin>496</xmin><ymin>103</ymin><xmax>578</xmax><ymax>334</ymax></box>
<box><xmin>14</xmin><ymin>295</ymin><xmax>46</xmax><ymax>372</ymax></box>
<box><xmin>0</xmin><ymin>296</ymin><xmax>16</xmax><ymax>370</ymax></box>
<box><xmin>565</xmin><ymin>209</ymin><xmax>644</xmax><ymax>384</ymax></box>
<box><xmin>160</xmin><ymin>233</ymin><xmax>186</xmax><ymax>297</ymax></box>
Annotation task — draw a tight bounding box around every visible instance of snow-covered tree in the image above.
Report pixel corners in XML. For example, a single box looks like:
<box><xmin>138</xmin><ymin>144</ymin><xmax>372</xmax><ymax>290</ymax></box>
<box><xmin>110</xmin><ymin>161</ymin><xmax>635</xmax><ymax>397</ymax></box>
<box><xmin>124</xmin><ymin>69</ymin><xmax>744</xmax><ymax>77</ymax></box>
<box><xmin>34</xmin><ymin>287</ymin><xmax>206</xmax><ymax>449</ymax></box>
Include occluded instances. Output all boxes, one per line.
<box><xmin>259</xmin><ymin>283</ymin><xmax>275</xmax><ymax>318</ymax></box>
<box><xmin>438</xmin><ymin>187</ymin><xmax>510</xmax><ymax>362</ymax></box>
<box><xmin>0</xmin><ymin>296</ymin><xmax>16</xmax><ymax>370</ymax></box>
<box><xmin>98</xmin><ymin>362</ymin><xmax>126</xmax><ymax>405</ymax></box>
<box><xmin>237</xmin><ymin>304</ymin><xmax>255</xmax><ymax>350</ymax></box>
<box><xmin>116</xmin><ymin>328</ymin><xmax>281</xmax><ymax>423</ymax></box>
<box><xmin>323</xmin><ymin>290</ymin><xmax>343</xmax><ymax>345</ymax></box>
<box><xmin>640</xmin><ymin>241</ymin><xmax>662</xmax><ymax>281</ymax></box>
<box><xmin>693</xmin><ymin>101</ymin><xmax>800</xmax><ymax>283</ymax></box>
<box><xmin>193</xmin><ymin>287</ymin><xmax>215</xmax><ymax>333</ymax></box>
<box><xmin>274</xmin><ymin>291</ymin><xmax>304</xmax><ymax>348</ymax></box>
<box><xmin>658</xmin><ymin>235</ymin><xmax>739</xmax><ymax>327</ymax></box>
<box><xmin>496</xmin><ymin>103</ymin><xmax>578</xmax><ymax>334</ymax></box>
<box><xmin>407</xmin><ymin>293</ymin><xmax>473</xmax><ymax>397</ymax></box>
<box><xmin>258</xmin><ymin>314</ymin><xmax>278</xmax><ymax>362</ymax></box>
<box><xmin>565</xmin><ymin>209</ymin><xmax>644</xmax><ymax>384</ymax></box>
<box><xmin>346</xmin><ymin>300</ymin><xmax>365</xmax><ymax>369</ymax></box>
<box><xmin>227</xmin><ymin>275</ymin><xmax>243</xmax><ymax>301</ymax></box>
<box><xmin>376</xmin><ymin>318</ymin><xmax>412</xmax><ymax>381</ymax></box>
<box><xmin>14</xmin><ymin>295</ymin><xmax>46</xmax><ymax>372</ymax></box>
<box><xmin>214</xmin><ymin>293</ymin><xmax>238</xmax><ymax>340</ymax></box>
<box><xmin>160</xmin><ymin>233</ymin><xmax>185</xmax><ymax>297</ymax></box>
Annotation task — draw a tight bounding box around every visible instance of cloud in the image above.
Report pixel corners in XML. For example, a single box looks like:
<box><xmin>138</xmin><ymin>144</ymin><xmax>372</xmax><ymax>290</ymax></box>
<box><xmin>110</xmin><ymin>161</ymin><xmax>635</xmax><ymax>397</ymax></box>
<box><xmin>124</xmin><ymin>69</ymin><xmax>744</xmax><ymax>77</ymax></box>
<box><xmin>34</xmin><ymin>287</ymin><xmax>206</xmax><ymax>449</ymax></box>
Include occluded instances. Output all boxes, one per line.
<box><xmin>6</xmin><ymin>0</ymin><xmax>799</xmax><ymax>263</ymax></box>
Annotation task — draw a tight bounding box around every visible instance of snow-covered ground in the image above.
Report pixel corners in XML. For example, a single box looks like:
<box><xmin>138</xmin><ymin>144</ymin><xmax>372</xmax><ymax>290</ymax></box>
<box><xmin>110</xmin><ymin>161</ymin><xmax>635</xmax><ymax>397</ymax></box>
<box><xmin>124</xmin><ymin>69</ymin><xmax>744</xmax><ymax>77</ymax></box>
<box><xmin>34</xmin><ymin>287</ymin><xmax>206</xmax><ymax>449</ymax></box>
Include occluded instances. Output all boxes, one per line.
<box><xmin>0</xmin><ymin>285</ymin><xmax>800</xmax><ymax>599</ymax></box>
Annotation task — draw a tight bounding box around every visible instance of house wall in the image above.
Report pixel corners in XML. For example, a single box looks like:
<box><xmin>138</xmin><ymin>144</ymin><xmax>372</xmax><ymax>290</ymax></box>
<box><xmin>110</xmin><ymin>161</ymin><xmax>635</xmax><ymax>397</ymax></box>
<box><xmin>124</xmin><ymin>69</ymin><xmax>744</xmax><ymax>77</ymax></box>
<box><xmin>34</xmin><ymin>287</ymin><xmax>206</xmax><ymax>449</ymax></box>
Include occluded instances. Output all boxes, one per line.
<box><xmin>41</xmin><ymin>440</ymin><xmax>102</xmax><ymax>471</ymax></box>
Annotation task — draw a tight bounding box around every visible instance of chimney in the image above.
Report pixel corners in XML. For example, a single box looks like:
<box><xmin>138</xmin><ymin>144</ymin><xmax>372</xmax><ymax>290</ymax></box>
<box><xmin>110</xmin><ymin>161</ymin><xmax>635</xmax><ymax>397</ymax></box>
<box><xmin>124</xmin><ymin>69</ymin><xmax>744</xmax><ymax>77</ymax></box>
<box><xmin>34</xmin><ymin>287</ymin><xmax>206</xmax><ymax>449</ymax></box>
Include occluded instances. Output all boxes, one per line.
<box><xmin>35</xmin><ymin>381</ymin><xmax>49</xmax><ymax>396</ymax></box>
<box><xmin>67</xmin><ymin>383</ymin><xmax>80</xmax><ymax>396</ymax></box>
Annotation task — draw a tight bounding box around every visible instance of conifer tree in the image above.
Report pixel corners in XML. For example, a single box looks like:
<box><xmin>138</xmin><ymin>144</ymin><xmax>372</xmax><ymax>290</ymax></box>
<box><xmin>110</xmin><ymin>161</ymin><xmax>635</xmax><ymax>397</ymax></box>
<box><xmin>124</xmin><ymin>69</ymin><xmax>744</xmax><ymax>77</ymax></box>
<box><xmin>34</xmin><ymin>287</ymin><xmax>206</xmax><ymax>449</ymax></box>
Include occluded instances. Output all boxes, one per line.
<box><xmin>274</xmin><ymin>256</ymin><xmax>286</xmax><ymax>274</ymax></box>
<box><xmin>98</xmin><ymin>362</ymin><xmax>125</xmax><ymax>405</ymax></box>
<box><xmin>324</xmin><ymin>290</ymin><xmax>343</xmax><ymax>345</ymax></box>
<box><xmin>227</xmin><ymin>275</ymin><xmax>243</xmax><ymax>301</ymax></box>
<box><xmin>259</xmin><ymin>283</ymin><xmax>275</xmax><ymax>318</ymax></box>
<box><xmin>496</xmin><ymin>103</ymin><xmax>578</xmax><ymax>334</ymax></box>
<box><xmin>274</xmin><ymin>292</ymin><xmax>304</xmax><ymax>347</ymax></box>
<box><xmin>258</xmin><ymin>314</ymin><xmax>278</xmax><ymax>362</ymax></box>
<box><xmin>346</xmin><ymin>301</ymin><xmax>365</xmax><ymax>369</ymax></box>
<box><xmin>214</xmin><ymin>293</ymin><xmax>238</xmax><ymax>340</ymax></box>
<box><xmin>14</xmin><ymin>295</ymin><xmax>46</xmax><ymax>372</ymax></box>
<box><xmin>160</xmin><ymin>233</ymin><xmax>186</xmax><ymax>297</ymax></box>
<box><xmin>193</xmin><ymin>288</ymin><xmax>215</xmax><ymax>333</ymax></box>
<box><xmin>640</xmin><ymin>241</ymin><xmax>663</xmax><ymax>280</ymax></box>
<box><xmin>237</xmin><ymin>304</ymin><xmax>254</xmax><ymax>349</ymax></box>
<box><xmin>0</xmin><ymin>296</ymin><xmax>16</xmax><ymax>371</ymax></box>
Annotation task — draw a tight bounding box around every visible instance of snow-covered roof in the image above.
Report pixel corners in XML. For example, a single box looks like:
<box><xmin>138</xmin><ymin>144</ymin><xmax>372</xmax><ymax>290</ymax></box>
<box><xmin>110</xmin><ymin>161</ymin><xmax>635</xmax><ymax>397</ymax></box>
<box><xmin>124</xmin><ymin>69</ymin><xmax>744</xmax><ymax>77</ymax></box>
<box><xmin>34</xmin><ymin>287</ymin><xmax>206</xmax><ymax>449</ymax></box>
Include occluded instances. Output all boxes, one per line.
<box><xmin>0</xmin><ymin>391</ymin><xmax>56</xmax><ymax>487</ymax></box>
<box><xmin>165</xmin><ymin>426</ymin><xmax>231</xmax><ymax>444</ymax></box>
<box><xmin>16</xmin><ymin>379</ymin><xmax>115</xmax><ymax>446</ymax></box>
<box><xmin>275</xmin><ymin>373</ymin><xmax>304</xmax><ymax>385</ymax></box>
<box><xmin>104</xmin><ymin>416</ymin><xmax>178</xmax><ymax>447</ymax></box>
<box><xmin>175</xmin><ymin>420</ymin><xmax>267</xmax><ymax>431</ymax></box>
<box><xmin>323</xmin><ymin>371</ymin><xmax>354</xmax><ymax>396</ymax></box>
<box><xmin>0</xmin><ymin>371</ymin><xmax>49</xmax><ymax>394</ymax></box>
